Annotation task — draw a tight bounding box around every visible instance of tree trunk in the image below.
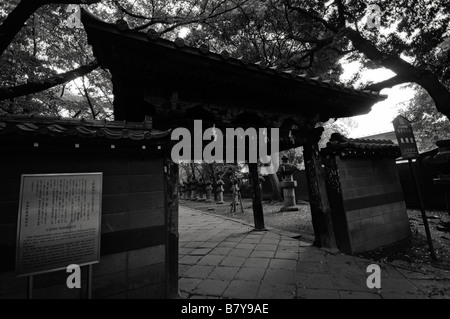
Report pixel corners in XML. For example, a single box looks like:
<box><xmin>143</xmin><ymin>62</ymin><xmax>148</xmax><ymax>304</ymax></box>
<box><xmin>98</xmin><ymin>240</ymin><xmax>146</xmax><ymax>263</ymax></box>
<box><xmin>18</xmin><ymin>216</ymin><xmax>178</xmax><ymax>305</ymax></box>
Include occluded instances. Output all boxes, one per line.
<box><xmin>303</xmin><ymin>138</ymin><xmax>338</xmax><ymax>251</ymax></box>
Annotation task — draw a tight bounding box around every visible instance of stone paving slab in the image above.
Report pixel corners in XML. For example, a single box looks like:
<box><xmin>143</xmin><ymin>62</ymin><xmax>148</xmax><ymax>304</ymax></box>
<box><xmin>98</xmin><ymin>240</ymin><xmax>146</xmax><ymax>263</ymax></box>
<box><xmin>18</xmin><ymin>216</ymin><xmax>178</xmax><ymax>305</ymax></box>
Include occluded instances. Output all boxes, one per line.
<box><xmin>178</xmin><ymin>206</ymin><xmax>445</xmax><ymax>299</ymax></box>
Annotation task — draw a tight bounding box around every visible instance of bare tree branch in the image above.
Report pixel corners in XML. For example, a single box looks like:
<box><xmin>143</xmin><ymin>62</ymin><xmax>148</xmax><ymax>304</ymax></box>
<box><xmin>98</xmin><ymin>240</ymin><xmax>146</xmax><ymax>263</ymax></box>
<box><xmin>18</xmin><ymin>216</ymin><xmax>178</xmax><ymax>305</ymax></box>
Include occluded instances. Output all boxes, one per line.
<box><xmin>113</xmin><ymin>0</ymin><xmax>152</xmax><ymax>20</ymax></box>
<box><xmin>325</xmin><ymin>46</ymin><xmax>356</xmax><ymax>55</ymax></box>
<box><xmin>82</xmin><ymin>76</ymin><xmax>96</xmax><ymax>119</ymax></box>
<box><xmin>334</xmin><ymin>0</ymin><xmax>346</xmax><ymax>29</ymax></box>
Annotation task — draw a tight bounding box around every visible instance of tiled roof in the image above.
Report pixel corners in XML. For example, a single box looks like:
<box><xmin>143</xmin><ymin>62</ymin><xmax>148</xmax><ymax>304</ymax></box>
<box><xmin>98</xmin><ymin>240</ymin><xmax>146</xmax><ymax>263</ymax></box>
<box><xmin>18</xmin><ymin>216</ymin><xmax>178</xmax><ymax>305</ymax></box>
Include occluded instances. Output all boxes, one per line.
<box><xmin>322</xmin><ymin>133</ymin><xmax>400</xmax><ymax>158</ymax></box>
<box><xmin>0</xmin><ymin>115</ymin><xmax>170</xmax><ymax>141</ymax></box>
<box><xmin>81</xmin><ymin>10</ymin><xmax>386</xmax><ymax>102</ymax></box>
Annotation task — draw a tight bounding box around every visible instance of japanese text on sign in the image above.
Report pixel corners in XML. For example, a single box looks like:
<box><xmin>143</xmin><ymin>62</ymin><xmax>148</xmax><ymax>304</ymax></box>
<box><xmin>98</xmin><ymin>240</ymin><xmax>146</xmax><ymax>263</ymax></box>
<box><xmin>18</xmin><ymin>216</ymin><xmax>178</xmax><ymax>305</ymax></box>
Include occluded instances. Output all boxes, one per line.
<box><xmin>16</xmin><ymin>173</ymin><xmax>102</xmax><ymax>277</ymax></box>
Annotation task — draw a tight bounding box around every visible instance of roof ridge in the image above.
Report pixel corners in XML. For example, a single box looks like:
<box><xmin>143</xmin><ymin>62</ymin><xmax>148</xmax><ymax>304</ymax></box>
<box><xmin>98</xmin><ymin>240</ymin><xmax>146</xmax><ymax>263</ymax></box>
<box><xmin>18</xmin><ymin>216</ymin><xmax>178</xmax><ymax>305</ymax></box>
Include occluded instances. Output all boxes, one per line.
<box><xmin>0</xmin><ymin>115</ymin><xmax>153</xmax><ymax>130</ymax></box>
<box><xmin>0</xmin><ymin>116</ymin><xmax>171</xmax><ymax>141</ymax></box>
<box><xmin>80</xmin><ymin>9</ymin><xmax>385</xmax><ymax>100</ymax></box>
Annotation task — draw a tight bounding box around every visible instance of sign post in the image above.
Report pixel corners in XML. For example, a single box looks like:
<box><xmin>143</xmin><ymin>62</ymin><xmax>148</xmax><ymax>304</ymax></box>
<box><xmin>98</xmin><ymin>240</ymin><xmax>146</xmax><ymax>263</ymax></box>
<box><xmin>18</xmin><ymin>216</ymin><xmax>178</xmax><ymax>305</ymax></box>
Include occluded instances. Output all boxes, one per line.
<box><xmin>393</xmin><ymin>116</ymin><xmax>436</xmax><ymax>260</ymax></box>
<box><xmin>16</xmin><ymin>173</ymin><xmax>103</xmax><ymax>298</ymax></box>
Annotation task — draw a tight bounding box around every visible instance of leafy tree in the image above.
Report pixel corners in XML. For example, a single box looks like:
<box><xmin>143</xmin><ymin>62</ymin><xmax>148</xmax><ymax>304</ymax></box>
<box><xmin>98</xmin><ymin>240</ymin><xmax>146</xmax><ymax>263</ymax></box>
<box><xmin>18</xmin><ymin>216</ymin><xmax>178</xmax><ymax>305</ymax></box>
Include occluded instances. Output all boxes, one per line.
<box><xmin>0</xmin><ymin>0</ymin><xmax>112</xmax><ymax>117</ymax></box>
<box><xmin>184</xmin><ymin>0</ymin><xmax>450</xmax><ymax>119</ymax></box>
<box><xmin>2</xmin><ymin>0</ymin><xmax>450</xmax><ymax>131</ymax></box>
<box><xmin>319</xmin><ymin>117</ymin><xmax>358</xmax><ymax>149</ymax></box>
<box><xmin>0</xmin><ymin>0</ymin><xmax>245</xmax><ymax>117</ymax></box>
<box><xmin>399</xmin><ymin>85</ymin><xmax>450</xmax><ymax>152</ymax></box>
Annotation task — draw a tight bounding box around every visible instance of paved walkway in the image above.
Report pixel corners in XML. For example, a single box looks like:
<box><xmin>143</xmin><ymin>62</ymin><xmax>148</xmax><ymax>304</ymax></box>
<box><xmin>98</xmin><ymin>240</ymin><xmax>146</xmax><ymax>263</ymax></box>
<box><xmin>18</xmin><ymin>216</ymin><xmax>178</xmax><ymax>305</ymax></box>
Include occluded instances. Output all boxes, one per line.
<box><xmin>179</xmin><ymin>206</ymin><xmax>449</xmax><ymax>299</ymax></box>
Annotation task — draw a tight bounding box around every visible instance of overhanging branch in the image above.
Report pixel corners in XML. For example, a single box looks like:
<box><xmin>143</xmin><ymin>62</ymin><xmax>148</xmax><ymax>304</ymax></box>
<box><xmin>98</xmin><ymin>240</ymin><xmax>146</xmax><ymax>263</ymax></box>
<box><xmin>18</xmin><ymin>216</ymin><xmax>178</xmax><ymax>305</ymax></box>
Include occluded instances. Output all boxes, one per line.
<box><xmin>343</xmin><ymin>28</ymin><xmax>450</xmax><ymax>117</ymax></box>
<box><xmin>364</xmin><ymin>75</ymin><xmax>409</xmax><ymax>91</ymax></box>
<box><xmin>0</xmin><ymin>61</ymin><xmax>99</xmax><ymax>101</ymax></box>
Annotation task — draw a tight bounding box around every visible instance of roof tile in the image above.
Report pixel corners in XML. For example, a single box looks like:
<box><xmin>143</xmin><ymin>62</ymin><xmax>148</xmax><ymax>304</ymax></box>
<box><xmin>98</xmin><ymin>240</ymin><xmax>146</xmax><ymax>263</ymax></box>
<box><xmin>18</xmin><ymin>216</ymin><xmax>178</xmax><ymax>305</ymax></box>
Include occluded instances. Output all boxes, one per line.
<box><xmin>0</xmin><ymin>116</ymin><xmax>170</xmax><ymax>142</ymax></box>
<box><xmin>322</xmin><ymin>133</ymin><xmax>400</xmax><ymax>158</ymax></box>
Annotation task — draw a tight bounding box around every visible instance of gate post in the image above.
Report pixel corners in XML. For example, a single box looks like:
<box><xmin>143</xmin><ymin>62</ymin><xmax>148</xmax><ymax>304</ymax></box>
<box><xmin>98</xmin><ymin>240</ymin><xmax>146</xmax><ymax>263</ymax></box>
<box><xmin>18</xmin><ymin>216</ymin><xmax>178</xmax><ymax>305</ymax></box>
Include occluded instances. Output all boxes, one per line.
<box><xmin>249</xmin><ymin>163</ymin><xmax>265</xmax><ymax>230</ymax></box>
<box><xmin>303</xmin><ymin>127</ymin><xmax>338</xmax><ymax>252</ymax></box>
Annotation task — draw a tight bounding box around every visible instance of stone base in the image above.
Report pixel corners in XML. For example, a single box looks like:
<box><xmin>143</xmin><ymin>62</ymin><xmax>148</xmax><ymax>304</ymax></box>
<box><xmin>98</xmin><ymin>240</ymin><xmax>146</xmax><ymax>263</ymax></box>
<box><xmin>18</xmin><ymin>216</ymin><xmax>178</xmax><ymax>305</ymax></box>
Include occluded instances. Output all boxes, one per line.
<box><xmin>252</xmin><ymin>227</ymin><xmax>268</xmax><ymax>232</ymax></box>
<box><xmin>280</xmin><ymin>206</ymin><xmax>300</xmax><ymax>212</ymax></box>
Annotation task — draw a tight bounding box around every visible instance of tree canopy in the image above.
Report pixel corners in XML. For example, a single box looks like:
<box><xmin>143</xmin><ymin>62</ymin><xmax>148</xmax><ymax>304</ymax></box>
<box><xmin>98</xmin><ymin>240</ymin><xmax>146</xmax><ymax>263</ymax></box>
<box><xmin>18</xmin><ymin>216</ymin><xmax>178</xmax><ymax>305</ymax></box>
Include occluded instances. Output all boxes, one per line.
<box><xmin>0</xmin><ymin>0</ymin><xmax>449</xmax><ymax>124</ymax></box>
<box><xmin>399</xmin><ymin>84</ymin><xmax>450</xmax><ymax>152</ymax></box>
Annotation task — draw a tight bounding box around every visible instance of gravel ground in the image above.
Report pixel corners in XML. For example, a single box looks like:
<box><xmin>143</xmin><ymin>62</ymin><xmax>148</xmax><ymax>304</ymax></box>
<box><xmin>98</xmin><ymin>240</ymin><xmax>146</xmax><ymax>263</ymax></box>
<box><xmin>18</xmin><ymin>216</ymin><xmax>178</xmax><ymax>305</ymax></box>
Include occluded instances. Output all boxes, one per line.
<box><xmin>180</xmin><ymin>197</ymin><xmax>315</xmax><ymax>242</ymax></box>
<box><xmin>180</xmin><ymin>197</ymin><xmax>450</xmax><ymax>273</ymax></box>
<box><xmin>359</xmin><ymin>209</ymin><xmax>450</xmax><ymax>272</ymax></box>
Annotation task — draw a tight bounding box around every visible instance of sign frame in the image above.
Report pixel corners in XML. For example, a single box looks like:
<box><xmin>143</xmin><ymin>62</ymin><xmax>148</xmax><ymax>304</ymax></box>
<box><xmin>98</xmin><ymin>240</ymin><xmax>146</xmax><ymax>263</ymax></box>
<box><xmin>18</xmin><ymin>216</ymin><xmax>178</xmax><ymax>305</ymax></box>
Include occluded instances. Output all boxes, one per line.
<box><xmin>15</xmin><ymin>172</ymin><xmax>103</xmax><ymax>278</ymax></box>
<box><xmin>392</xmin><ymin>117</ymin><xmax>436</xmax><ymax>260</ymax></box>
<box><xmin>393</xmin><ymin>115</ymin><xmax>420</xmax><ymax>159</ymax></box>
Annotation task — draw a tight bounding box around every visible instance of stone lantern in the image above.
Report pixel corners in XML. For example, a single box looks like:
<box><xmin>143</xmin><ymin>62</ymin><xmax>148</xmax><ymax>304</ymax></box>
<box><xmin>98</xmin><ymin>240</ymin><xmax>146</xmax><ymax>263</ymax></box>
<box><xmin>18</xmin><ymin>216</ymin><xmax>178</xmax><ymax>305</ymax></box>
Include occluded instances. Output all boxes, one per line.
<box><xmin>277</xmin><ymin>155</ymin><xmax>299</xmax><ymax>212</ymax></box>
<box><xmin>205</xmin><ymin>180</ymin><xmax>213</xmax><ymax>202</ymax></box>
<box><xmin>216</xmin><ymin>178</ymin><xmax>225</xmax><ymax>204</ymax></box>
<box><xmin>230</xmin><ymin>179</ymin><xmax>240</xmax><ymax>204</ymax></box>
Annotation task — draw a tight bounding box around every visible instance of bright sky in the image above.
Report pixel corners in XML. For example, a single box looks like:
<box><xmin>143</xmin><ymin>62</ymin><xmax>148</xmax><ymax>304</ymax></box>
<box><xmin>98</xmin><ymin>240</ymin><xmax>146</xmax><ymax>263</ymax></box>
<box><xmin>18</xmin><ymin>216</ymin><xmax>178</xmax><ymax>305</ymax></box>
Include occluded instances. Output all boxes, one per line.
<box><xmin>340</xmin><ymin>61</ymin><xmax>416</xmax><ymax>138</ymax></box>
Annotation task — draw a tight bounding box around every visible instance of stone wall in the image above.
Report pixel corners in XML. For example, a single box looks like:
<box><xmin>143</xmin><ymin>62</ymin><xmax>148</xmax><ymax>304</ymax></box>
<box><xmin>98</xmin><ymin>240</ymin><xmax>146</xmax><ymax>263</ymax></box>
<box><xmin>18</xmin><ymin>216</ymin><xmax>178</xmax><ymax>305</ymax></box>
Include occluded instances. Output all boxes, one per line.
<box><xmin>336</xmin><ymin>158</ymin><xmax>410</xmax><ymax>254</ymax></box>
<box><xmin>0</xmin><ymin>147</ymin><xmax>171</xmax><ymax>299</ymax></box>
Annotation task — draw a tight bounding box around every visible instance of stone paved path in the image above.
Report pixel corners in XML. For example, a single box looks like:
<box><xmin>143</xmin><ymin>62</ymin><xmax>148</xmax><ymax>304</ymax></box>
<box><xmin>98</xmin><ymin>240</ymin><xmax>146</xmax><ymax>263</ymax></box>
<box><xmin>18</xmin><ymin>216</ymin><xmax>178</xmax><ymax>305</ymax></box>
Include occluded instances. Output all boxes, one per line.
<box><xmin>178</xmin><ymin>206</ymin><xmax>446</xmax><ymax>299</ymax></box>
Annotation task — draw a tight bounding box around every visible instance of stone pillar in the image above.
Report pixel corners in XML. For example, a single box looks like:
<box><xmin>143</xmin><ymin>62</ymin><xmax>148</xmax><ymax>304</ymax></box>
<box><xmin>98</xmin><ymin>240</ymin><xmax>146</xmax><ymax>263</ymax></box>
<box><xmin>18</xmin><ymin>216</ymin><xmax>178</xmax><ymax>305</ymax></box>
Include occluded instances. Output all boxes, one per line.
<box><xmin>303</xmin><ymin>127</ymin><xmax>338</xmax><ymax>251</ymax></box>
<box><xmin>205</xmin><ymin>180</ymin><xmax>213</xmax><ymax>203</ymax></box>
<box><xmin>216</xmin><ymin>178</ymin><xmax>225</xmax><ymax>204</ymax></box>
